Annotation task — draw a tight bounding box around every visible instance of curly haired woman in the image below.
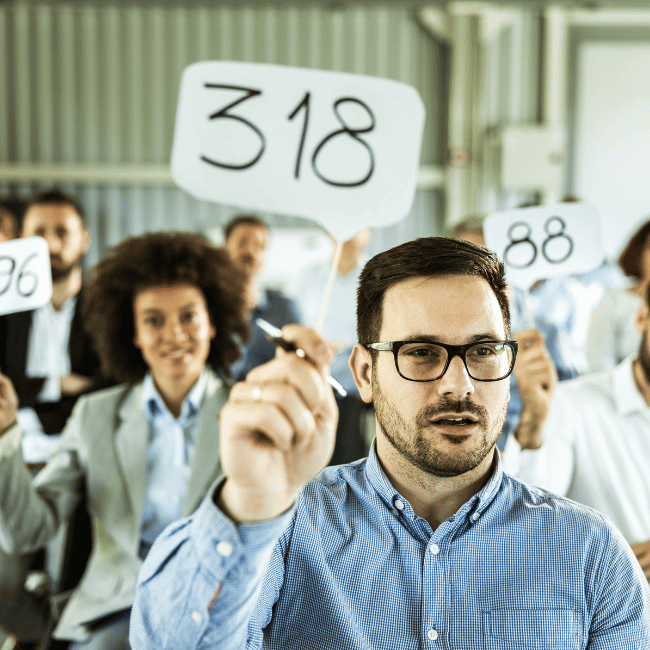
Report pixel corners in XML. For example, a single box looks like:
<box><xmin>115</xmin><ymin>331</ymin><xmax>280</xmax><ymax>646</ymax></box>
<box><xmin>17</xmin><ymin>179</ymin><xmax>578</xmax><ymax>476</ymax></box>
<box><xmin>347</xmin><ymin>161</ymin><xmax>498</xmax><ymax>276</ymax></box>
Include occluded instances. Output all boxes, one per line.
<box><xmin>0</xmin><ymin>232</ymin><xmax>248</xmax><ymax>649</ymax></box>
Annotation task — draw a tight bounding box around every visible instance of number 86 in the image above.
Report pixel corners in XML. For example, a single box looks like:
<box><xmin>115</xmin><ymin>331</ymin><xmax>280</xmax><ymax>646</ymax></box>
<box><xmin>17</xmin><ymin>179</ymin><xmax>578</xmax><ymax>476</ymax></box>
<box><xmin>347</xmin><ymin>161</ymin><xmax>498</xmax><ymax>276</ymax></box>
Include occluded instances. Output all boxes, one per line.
<box><xmin>0</xmin><ymin>253</ymin><xmax>39</xmax><ymax>298</ymax></box>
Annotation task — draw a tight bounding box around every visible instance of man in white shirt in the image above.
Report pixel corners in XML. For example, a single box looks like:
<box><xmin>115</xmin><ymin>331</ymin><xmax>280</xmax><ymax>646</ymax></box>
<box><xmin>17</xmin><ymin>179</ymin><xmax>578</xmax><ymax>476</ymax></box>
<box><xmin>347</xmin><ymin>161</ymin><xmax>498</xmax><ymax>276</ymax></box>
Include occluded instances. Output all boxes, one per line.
<box><xmin>0</xmin><ymin>189</ymin><xmax>107</xmax><ymax>448</ymax></box>
<box><xmin>0</xmin><ymin>190</ymin><xmax>104</xmax><ymax>647</ymax></box>
<box><xmin>504</xmin><ymin>282</ymin><xmax>650</xmax><ymax>580</ymax></box>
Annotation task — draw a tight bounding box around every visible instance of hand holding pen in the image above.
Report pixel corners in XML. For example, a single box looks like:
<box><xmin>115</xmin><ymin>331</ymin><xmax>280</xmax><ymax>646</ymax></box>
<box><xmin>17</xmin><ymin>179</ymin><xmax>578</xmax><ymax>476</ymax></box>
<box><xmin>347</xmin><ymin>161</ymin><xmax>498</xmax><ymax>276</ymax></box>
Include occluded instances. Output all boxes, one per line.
<box><xmin>256</xmin><ymin>318</ymin><xmax>347</xmax><ymax>398</ymax></box>
<box><xmin>219</xmin><ymin>324</ymin><xmax>339</xmax><ymax>523</ymax></box>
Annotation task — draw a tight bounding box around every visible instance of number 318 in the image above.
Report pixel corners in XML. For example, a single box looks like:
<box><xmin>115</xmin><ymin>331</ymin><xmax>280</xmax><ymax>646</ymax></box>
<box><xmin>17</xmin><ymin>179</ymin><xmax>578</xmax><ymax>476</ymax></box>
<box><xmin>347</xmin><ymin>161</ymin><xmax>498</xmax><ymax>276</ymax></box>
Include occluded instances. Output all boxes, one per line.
<box><xmin>200</xmin><ymin>84</ymin><xmax>375</xmax><ymax>189</ymax></box>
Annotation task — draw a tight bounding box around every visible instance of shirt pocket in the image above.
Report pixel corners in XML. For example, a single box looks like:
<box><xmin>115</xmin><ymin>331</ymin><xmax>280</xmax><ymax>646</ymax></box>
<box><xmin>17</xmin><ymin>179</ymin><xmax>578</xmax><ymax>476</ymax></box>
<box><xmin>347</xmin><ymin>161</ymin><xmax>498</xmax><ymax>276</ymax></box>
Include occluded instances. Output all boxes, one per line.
<box><xmin>483</xmin><ymin>608</ymin><xmax>583</xmax><ymax>649</ymax></box>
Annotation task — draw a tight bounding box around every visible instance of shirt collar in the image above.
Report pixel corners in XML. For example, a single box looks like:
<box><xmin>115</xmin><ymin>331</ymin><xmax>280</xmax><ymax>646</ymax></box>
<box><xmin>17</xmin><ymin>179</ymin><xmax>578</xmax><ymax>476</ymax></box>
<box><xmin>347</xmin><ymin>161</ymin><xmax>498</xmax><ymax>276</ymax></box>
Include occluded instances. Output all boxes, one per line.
<box><xmin>38</xmin><ymin>294</ymin><xmax>77</xmax><ymax>318</ymax></box>
<box><xmin>613</xmin><ymin>355</ymin><xmax>648</xmax><ymax>416</ymax></box>
<box><xmin>365</xmin><ymin>438</ymin><xmax>504</xmax><ymax>527</ymax></box>
<box><xmin>141</xmin><ymin>370</ymin><xmax>208</xmax><ymax>423</ymax></box>
<box><xmin>252</xmin><ymin>288</ymin><xmax>270</xmax><ymax>314</ymax></box>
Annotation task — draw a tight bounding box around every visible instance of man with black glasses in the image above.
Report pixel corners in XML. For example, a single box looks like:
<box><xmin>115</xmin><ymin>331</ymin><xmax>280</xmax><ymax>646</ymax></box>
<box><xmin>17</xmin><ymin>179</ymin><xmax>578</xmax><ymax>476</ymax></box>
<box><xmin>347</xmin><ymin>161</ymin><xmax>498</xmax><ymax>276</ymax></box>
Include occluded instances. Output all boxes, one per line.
<box><xmin>131</xmin><ymin>237</ymin><xmax>649</xmax><ymax>649</ymax></box>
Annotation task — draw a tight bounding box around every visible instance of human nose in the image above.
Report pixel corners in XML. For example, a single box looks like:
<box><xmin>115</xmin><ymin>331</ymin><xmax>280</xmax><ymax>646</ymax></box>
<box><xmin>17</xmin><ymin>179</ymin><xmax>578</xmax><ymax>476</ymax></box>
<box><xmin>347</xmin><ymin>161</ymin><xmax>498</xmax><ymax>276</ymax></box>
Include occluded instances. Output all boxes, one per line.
<box><xmin>244</xmin><ymin>243</ymin><xmax>260</xmax><ymax>259</ymax></box>
<box><xmin>44</xmin><ymin>233</ymin><xmax>62</xmax><ymax>255</ymax></box>
<box><xmin>435</xmin><ymin>353</ymin><xmax>474</xmax><ymax>398</ymax></box>
<box><xmin>162</xmin><ymin>318</ymin><xmax>187</xmax><ymax>342</ymax></box>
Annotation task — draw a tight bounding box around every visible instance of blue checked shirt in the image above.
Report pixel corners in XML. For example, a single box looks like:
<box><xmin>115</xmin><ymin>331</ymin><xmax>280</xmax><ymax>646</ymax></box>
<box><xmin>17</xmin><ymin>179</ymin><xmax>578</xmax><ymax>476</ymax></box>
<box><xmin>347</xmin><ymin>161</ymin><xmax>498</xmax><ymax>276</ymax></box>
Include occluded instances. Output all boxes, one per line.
<box><xmin>131</xmin><ymin>445</ymin><xmax>650</xmax><ymax>649</ymax></box>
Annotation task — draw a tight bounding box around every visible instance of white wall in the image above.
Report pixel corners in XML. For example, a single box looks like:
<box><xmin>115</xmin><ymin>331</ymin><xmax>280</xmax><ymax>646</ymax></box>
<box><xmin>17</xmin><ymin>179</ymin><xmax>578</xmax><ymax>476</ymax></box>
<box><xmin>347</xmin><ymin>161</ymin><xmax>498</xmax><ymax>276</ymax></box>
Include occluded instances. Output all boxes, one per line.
<box><xmin>573</xmin><ymin>41</ymin><xmax>650</xmax><ymax>259</ymax></box>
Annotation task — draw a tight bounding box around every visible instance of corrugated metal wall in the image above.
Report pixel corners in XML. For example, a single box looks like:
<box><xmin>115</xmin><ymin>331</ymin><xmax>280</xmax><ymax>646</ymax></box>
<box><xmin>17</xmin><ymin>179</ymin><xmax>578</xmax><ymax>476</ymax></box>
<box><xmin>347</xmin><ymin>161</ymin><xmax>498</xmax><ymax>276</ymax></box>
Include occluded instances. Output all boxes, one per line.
<box><xmin>0</xmin><ymin>1</ymin><xmax>448</xmax><ymax>267</ymax></box>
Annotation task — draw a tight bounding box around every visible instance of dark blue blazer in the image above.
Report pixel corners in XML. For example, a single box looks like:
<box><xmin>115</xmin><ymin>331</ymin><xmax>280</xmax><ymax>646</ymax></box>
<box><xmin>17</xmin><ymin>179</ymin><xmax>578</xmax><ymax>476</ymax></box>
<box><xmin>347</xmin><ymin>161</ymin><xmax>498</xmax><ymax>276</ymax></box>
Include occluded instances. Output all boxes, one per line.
<box><xmin>0</xmin><ymin>289</ymin><xmax>111</xmax><ymax>433</ymax></box>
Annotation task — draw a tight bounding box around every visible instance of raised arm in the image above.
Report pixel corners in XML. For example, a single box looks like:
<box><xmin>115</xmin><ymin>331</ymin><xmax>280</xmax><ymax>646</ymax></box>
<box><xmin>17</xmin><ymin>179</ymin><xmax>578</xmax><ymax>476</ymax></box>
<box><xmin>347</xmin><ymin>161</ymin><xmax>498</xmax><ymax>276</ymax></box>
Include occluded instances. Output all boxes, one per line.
<box><xmin>511</xmin><ymin>328</ymin><xmax>557</xmax><ymax>450</ymax></box>
<box><xmin>131</xmin><ymin>326</ymin><xmax>338</xmax><ymax>649</ymax></box>
<box><xmin>503</xmin><ymin>329</ymin><xmax>575</xmax><ymax>496</ymax></box>
<box><xmin>0</xmin><ymin>370</ymin><xmax>83</xmax><ymax>554</ymax></box>
<box><xmin>0</xmin><ymin>369</ymin><xmax>19</xmax><ymax>434</ymax></box>
<box><xmin>218</xmin><ymin>325</ymin><xmax>337</xmax><ymax>522</ymax></box>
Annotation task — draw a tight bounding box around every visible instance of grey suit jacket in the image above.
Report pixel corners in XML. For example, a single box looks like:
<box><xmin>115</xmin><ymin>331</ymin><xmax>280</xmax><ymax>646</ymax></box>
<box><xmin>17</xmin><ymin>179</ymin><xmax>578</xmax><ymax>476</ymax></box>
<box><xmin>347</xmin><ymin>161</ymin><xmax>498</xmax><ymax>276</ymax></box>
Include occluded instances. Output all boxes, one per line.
<box><xmin>0</xmin><ymin>371</ymin><xmax>227</xmax><ymax>641</ymax></box>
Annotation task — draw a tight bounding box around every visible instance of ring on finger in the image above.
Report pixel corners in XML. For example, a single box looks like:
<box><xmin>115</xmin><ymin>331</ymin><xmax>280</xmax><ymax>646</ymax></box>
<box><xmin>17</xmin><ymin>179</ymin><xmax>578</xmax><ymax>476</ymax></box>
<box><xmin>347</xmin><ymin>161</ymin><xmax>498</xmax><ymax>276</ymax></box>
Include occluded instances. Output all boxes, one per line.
<box><xmin>251</xmin><ymin>386</ymin><xmax>262</xmax><ymax>402</ymax></box>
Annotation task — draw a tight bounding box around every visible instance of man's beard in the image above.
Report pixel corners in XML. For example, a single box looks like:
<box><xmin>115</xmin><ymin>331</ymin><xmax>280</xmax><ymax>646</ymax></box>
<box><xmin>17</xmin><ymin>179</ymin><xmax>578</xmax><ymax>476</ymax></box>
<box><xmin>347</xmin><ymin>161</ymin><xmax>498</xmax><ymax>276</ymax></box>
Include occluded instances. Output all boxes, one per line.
<box><xmin>372</xmin><ymin>369</ymin><xmax>507</xmax><ymax>477</ymax></box>
<box><xmin>235</xmin><ymin>254</ymin><xmax>258</xmax><ymax>277</ymax></box>
<box><xmin>638</xmin><ymin>331</ymin><xmax>650</xmax><ymax>384</ymax></box>
<box><xmin>50</xmin><ymin>256</ymin><xmax>80</xmax><ymax>282</ymax></box>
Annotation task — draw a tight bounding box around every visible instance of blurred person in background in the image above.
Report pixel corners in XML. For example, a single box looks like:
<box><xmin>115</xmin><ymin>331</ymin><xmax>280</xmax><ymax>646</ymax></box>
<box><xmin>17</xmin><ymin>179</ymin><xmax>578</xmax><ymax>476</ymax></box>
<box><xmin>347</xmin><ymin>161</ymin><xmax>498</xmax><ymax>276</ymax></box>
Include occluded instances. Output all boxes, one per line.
<box><xmin>0</xmin><ymin>189</ymin><xmax>109</xmax><ymax>457</ymax></box>
<box><xmin>505</xmin><ymin>276</ymin><xmax>650</xmax><ymax>583</ymax></box>
<box><xmin>223</xmin><ymin>214</ymin><xmax>301</xmax><ymax>381</ymax></box>
<box><xmin>0</xmin><ymin>201</ymin><xmax>46</xmax><ymax>650</ymax></box>
<box><xmin>0</xmin><ymin>232</ymin><xmax>247</xmax><ymax>649</ymax></box>
<box><xmin>559</xmin><ymin>195</ymin><xmax>626</xmax><ymax>358</ymax></box>
<box><xmin>586</xmin><ymin>218</ymin><xmax>650</xmax><ymax>372</ymax></box>
<box><xmin>0</xmin><ymin>192</ymin><xmax>105</xmax><ymax>648</ymax></box>
<box><xmin>299</xmin><ymin>228</ymin><xmax>371</xmax><ymax>396</ymax></box>
<box><xmin>298</xmin><ymin>228</ymin><xmax>372</xmax><ymax>463</ymax></box>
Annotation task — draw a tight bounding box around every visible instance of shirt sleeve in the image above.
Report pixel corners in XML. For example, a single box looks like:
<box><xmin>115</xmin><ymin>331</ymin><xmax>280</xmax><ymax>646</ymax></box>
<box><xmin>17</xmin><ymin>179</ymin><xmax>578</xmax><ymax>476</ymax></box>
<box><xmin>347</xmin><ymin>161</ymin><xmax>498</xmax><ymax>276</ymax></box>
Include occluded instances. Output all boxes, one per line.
<box><xmin>502</xmin><ymin>386</ymin><xmax>575</xmax><ymax>497</ymax></box>
<box><xmin>586</xmin><ymin>516</ymin><xmax>650</xmax><ymax>649</ymax></box>
<box><xmin>0</xmin><ymin>401</ymin><xmax>85</xmax><ymax>554</ymax></box>
<box><xmin>130</xmin><ymin>482</ymin><xmax>296</xmax><ymax>650</ymax></box>
<box><xmin>0</xmin><ymin>423</ymin><xmax>22</xmax><ymax>459</ymax></box>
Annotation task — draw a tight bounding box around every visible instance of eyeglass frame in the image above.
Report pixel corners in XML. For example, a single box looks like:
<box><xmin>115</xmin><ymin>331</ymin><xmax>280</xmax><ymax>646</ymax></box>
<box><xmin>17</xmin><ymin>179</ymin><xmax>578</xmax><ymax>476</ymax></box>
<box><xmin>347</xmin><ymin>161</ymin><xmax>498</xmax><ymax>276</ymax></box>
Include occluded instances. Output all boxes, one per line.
<box><xmin>365</xmin><ymin>339</ymin><xmax>519</xmax><ymax>383</ymax></box>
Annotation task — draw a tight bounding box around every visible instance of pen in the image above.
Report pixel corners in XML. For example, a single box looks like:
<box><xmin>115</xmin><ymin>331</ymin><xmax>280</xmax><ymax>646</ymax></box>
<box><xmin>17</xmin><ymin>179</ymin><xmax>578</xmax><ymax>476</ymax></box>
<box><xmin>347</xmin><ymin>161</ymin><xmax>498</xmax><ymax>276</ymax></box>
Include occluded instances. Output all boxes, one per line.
<box><xmin>255</xmin><ymin>318</ymin><xmax>348</xmax><ymax>398</ymax></box>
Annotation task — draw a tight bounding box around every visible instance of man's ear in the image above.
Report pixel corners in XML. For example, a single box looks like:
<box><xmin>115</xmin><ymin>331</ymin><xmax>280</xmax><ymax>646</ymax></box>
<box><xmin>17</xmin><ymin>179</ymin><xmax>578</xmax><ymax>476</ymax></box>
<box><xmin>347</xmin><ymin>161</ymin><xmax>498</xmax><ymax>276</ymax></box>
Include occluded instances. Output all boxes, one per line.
<box><xmin>349</xmin><ymin>343</ymin><xmax>374</xmax><ymax>404</ymax></box>
<box><xmin>635</xmin><ymin>299</ymin><xmax>650</xmax><ymax>334</ymax></box>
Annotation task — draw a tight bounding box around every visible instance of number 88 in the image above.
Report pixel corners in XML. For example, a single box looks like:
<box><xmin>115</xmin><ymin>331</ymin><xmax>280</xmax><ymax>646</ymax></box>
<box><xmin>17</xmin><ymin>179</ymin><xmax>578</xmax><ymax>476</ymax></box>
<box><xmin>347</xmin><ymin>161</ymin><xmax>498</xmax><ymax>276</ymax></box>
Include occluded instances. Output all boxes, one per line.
<box><xmin>503</xmin><ymin>216</ymin><xmax>574</xmax><ymax>269</ymax></box>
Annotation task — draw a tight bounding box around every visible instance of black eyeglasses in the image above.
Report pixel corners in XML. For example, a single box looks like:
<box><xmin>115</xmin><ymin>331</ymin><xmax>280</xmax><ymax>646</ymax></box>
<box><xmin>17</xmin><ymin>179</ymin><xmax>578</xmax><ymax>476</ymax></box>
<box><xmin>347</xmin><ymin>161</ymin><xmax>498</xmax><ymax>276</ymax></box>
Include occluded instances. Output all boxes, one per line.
<box><xmin>365</xmin><ymin>340</ymin><xmax>518</xmax><ymax>383</ymax></box>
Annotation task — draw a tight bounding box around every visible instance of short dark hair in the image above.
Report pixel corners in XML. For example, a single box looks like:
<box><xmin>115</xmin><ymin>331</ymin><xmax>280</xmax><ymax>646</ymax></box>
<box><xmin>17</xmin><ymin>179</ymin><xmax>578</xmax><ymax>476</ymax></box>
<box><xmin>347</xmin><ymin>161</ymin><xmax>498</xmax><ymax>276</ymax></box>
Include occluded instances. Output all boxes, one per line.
<box><xmin>24</xmin><ymin>188</ymin><xmax>86</xmax><ymax>225</ymax></box>
<box><xmin>83</xmin><ymin>232</ymin><xmax>249</xmax><ymax>383</ymax></box>
<box><xmin>224</xmin><ymin>214</ymin><xmax>267</xmax><ymax>241</ymax></box>
<box><xmin>618</xmin><ymin>218</ymin><xmax>650</xmax><ymax>280</ymax></box>
<box><xmin>357</xmin><ymin>237</ymin><xmax>511</xmax><ymax>351</ymax></box>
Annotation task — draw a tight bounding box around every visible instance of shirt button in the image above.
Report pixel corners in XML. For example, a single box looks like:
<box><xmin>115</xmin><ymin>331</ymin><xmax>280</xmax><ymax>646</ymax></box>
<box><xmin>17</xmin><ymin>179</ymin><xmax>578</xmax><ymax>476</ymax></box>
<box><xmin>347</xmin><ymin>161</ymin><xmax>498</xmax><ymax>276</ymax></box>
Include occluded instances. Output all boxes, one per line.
<box><xmin>216</xmin><ymin>540</ymin><xmax>233</xmax><ymax>557</ymax></box>
<box><xmin>394</xmin><ymin>499</ymin><xmax>405</xmax><ymax>510</ymax></box>
<box><xmin>472</xmin><ymin>512</ymin><xmax>480</xmax><ymax>522</ymax></box>
<box><xmin>427</xmin><ymin>628</ymin><xmax>438</xmax><ymax>641</ymax></box>
<box><xmin>191</xmin><ymin>610</ymin><xmax>203</xmax><ymax>624</ymax></box>
<box><xmin>429</xmin><ymin>544</ymin><xmax>440</xmax><ymax>555</ymax></box>
<box><xmin>174</xmin><ymin>458</ymin><xmax>182</xmax><ymax>467</ymax></box>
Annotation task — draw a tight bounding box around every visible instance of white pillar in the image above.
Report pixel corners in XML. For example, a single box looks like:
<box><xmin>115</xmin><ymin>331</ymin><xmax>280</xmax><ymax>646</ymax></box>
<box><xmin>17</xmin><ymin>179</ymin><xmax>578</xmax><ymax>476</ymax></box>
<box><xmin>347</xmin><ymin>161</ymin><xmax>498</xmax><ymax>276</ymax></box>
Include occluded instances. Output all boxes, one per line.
<box><xmin>446</xmin><ymin>12</ymin><xmax>480</xmax><ymax>229</ymax></box>
<box><xmin>542</xmin><ymin>6</ymin><xmax>569</xmax><ymax>204</ymax></box>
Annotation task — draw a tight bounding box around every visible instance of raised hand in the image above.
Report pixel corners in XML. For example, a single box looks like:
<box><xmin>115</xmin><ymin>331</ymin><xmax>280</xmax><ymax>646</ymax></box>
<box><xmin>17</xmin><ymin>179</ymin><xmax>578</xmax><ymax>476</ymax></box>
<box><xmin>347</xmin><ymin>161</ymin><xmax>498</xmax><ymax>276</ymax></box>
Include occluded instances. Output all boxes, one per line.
<box><xmin>0</xmin><ymin>370</ymin><xmax>19</xmax><ymax>436</ymax></box>
<box><xmin>218</xmin><ymin>325</ymin><xmax>338</xmax><ymax>523</ymax></box>
<box><xmin>512</xmin><ymin>328</ymin><xmax>558</xmax><ymax>450</ymax></box>
<box><xmin>60</xmin><ymin>372</ymin><xmax>94</xmax><ymax>396</ymax></box>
